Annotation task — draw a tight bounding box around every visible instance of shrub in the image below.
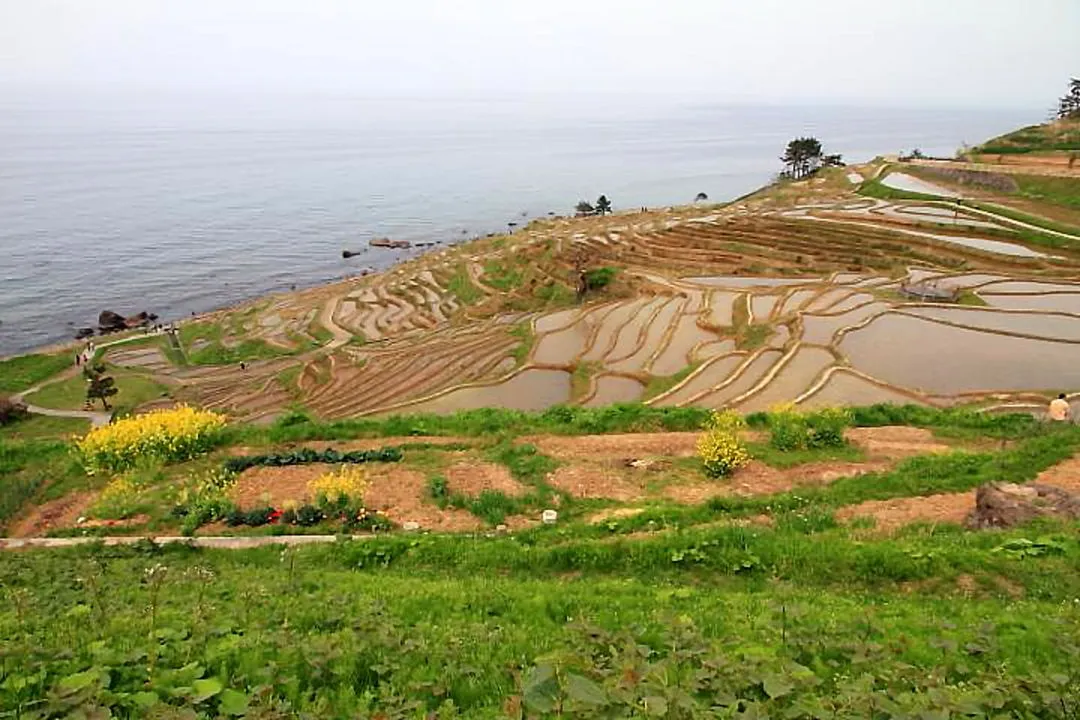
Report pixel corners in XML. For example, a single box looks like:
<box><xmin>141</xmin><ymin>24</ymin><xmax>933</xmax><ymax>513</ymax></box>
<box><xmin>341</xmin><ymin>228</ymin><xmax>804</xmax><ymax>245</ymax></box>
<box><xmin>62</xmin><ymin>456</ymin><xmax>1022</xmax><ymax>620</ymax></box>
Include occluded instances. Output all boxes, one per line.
<box><xmin>767</xmin><ymin>403</ymin><xmax>851</xmax><ymax>451</ymax></box>
<box><xmin>697</xmin><ymin>410</ymin><xmax>750</xmax><ymax>478</ymax></box>
<box><xmin>77</xmin><ymin>405</ymin><xmax>227</xmax><ymax>473</ymax></box>
<box><xmin>584</xmin><ymin>267</ymin><xmax>618</xmax><ymax>291</ymax></box>
<box><xmin>806</xmin><ymin>407</ymin><xmax>851</xmax><ymax>448</ymax></box>
<box><xmin>0</xmin><ymin>396</ymin><xmax>28</xmax><ymax>426</ymax></box>
<box><xmin>308</xmin><ymin>465</ymin><xmax>368</xmax><ymax>505</ymax></box>
<box><xmin>91</xmin><ymin>475</ymin><xmax>142</xmax><ymax>519</ymax></box>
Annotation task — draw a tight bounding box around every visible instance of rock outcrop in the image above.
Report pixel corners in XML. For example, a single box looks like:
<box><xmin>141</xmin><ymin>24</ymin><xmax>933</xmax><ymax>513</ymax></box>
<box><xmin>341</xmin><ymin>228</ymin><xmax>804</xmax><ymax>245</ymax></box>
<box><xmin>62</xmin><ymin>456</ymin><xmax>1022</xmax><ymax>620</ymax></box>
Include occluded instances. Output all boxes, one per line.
<box><xmin>966</xmin><ymin>482</ymin><xmax>1080</xmax><ymax>529</ymax></box>
<box><xmin>98</xmin><ymin>310</ymin><xmax>155</xmax><ymax>334</ymax></box>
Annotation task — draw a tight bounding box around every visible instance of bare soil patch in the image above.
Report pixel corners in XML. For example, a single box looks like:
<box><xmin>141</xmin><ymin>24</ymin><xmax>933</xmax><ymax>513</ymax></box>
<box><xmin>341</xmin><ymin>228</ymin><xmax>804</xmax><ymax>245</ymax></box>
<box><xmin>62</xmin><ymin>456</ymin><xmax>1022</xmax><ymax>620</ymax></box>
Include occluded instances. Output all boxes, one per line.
<box><xmin>547</xmin><ymin>465</ymin><xmax>643</xmax><ymax>501</ymax></box>
<box><xmin>846</xmin><ymin>426</ymin><xmax>951</xmax><ymax>460</ymax></box>
<box><xmin>365</xmin><ymin>468</ymin><xmax>482</xmax><ymax>531</ymax></box>
<box><xmin>10</xmin><ymin>492</ymin><xmax>96</xmax><ymax>538</ymax></box>
<box><xmin>231</xmin><ymin>464</ymin><xmax>332</xmax><ymax>508</ymax></box>
<box><xmin>445</xmin><ymin>461</ymin><xmax>526</xmax><ymax>498</ymax></box>
<box><xmin>835</xmin><ymin>491</ymin><xmax>974</xmax><ymax>533</ymax></box>
<box><xmin>587</xmin><ymin>507</ymin><xmax>645</xmax><ymax>524</ymax></box>
<box><xmin>1032</xmin><ymin>456</ymin><xmax>1080</xmax><ymax>494</ymax></box>
<box><xmin>525</xmin><ymin>432</ymin><xmax>700</xmax><ymax>461</ymax></box>
<box><xmin>226</xmin><ymin>436</ymin><xmax>470</xmax><ymax>456</ymax></box>
<box><xmin>662</xmin><ymin>460</ymin><xmax>887</xmax><ymax>504</ymax></box>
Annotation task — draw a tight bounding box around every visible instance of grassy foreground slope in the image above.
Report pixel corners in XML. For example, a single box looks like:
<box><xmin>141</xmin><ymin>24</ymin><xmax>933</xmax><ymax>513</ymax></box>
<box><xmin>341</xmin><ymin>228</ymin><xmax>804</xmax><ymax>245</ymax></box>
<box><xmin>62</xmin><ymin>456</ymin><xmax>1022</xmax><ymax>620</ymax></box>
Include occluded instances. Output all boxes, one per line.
<box><xmin>3</xmin><ymin>404</ymin><xmax>1080</xmax><ymax>717</ymax></box>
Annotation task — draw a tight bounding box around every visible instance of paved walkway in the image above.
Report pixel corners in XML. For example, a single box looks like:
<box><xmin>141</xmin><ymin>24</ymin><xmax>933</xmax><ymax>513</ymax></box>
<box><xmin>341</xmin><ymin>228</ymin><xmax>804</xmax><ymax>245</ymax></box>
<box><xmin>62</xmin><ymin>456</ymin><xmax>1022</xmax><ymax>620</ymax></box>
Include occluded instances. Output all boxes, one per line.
<box><xmin>0</xmin><ymin>535</ymin><xmax>374</xmax><ymax>550</ymax></box>
<box><xmin>11</xmin><ymin>365</ymin><xmax>113</xmax><ymax>427</ymax></box>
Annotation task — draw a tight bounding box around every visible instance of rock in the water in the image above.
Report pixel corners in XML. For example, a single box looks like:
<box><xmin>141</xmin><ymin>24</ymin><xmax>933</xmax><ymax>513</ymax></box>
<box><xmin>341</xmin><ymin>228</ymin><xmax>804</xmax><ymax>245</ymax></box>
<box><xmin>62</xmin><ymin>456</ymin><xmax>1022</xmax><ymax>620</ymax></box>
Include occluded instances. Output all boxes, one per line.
<box><xmin>75</xmin><ymin>327</ymin><xmax>95</xmax><ymax>340</ymax></box>
<box><xmin>98</xmin><ymin>310</ymin><xmax>127</xmax><ymax>333</ymax></box>
<box><xmin>966</xmin><ymin>482</ymin><xmax>1080</xmax><ymax>529</ymax></box>
<box><xmin>98</xmin><ymin>310</ymin><xmax>153</xmax><ymax>334</ymax></box>
<box><xmin>342</xmin><ymin>250</ymin><xmax>362</xmax><ymax>258</ymax></box>
<box><xmin>369</xmin><ymin>237</ymin><xmax>411</xmax><ymax>249</ymax></box>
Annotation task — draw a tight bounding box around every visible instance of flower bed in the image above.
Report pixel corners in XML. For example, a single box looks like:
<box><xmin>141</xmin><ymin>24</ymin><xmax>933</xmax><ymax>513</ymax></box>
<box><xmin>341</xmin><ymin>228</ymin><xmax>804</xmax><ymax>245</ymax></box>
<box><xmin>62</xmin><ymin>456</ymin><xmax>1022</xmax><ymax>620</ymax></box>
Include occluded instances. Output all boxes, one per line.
<box><xmin>78</xmin><ymin>406</ymin><xmax>226</xmax><ymax>474</ymax></box>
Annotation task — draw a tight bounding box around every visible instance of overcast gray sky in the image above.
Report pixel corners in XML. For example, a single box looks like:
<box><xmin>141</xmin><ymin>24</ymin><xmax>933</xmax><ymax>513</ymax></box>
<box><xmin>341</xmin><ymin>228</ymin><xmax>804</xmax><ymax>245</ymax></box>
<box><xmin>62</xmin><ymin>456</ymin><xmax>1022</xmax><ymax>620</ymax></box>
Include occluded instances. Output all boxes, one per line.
<box><xmin>1</xmin><ymin>0</ymin><xmax>1077</xmax><ymax>107</ymax></box>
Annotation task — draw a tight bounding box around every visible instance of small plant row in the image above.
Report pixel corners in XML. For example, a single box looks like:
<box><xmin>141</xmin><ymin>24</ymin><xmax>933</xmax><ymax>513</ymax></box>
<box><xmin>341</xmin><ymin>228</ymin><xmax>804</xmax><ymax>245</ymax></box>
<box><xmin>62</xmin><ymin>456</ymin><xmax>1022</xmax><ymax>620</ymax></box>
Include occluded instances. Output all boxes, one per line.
<box><xmin>219</xmin><ymin>502</ymin><xmax>394</xmax><ymax>533</ymax></box>
<box><xmin>222</xmin><ymin>446</ymin><xmax>402</xmax><ymax>473</ymax></box>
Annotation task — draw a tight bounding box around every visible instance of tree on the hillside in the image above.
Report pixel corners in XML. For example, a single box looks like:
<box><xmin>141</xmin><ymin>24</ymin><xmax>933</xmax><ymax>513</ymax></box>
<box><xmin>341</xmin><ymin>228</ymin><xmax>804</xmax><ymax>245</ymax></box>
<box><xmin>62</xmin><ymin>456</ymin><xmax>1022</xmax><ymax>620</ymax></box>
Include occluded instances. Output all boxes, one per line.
<box><xmin>84</xmin><ymin>363</ymin><xmax>118</xmax><ymax>411</ymax></box>
<box><xmin>1057</xmin><ymin>78</ymin><xmax>1080</xmax><ymax>120</ymax></box>
<box><xmin>574</xmin><ymin>200</ymin><xmax>595</xmax><ymax>216</ymax></box>
<box><xmin>595</xmin><ymin>195</ymin><xmax>613</xmax><ymax>216</ymax></box>
<box><xmin>780</xmin><ymin>137</ymin><xmax>844</xmax><ymax>179</ymax></box>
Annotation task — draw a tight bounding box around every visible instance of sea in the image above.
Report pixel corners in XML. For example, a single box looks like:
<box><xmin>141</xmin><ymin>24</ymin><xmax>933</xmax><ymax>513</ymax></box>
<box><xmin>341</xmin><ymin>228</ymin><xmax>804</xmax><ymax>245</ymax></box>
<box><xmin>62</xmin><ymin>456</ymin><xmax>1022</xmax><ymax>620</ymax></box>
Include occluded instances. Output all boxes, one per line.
<box><xmin>0</xmin><ymin>91</ymin><xmax>1036</xmax><ymax>356</ymax></box>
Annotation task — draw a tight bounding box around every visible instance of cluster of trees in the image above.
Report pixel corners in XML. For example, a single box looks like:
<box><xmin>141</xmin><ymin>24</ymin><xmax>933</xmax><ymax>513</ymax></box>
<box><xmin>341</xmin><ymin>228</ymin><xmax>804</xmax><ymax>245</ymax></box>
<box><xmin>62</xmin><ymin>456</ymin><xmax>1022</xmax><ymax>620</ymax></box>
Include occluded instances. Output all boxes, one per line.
<box><xmin>574</xmin><ymin>195</ymin><xmax>613</xmax><ymax>216</ymax></box>
<box><xmin>1057</xmin><ymin>78</ymin><xmax>1080</xmax><ymax>120</ymax></box>
<box><xmin>779</xmin><ymin>137</ymin><xmax>843</xmax><ymax>179</ymax></box>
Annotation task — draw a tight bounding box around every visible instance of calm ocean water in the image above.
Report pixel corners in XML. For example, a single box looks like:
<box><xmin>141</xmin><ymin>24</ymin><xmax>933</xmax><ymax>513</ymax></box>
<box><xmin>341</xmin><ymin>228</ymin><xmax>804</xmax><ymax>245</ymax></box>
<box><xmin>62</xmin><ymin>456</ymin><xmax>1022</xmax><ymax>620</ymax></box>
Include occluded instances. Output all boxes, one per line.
<box><xmin>0</xmin><ymin>92</ymin><xmax>1034</xmax><ymax>356</ymax></box>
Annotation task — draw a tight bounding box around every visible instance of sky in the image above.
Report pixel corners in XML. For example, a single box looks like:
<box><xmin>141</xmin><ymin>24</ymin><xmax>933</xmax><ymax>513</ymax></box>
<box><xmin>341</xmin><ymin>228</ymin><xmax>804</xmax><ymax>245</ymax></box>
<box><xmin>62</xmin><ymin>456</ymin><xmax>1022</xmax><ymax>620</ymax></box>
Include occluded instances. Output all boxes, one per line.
<box><xmin>1</xmin><ymin>0</ymin><xmax>1078</xmax><ymax>107</ymax></box>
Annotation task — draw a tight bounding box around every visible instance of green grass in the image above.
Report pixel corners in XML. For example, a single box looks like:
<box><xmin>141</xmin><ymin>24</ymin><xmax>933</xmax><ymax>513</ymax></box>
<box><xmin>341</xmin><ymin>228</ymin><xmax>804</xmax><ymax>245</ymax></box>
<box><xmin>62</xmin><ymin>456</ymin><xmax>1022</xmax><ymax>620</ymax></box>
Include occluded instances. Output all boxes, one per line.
<box><xmin>569</xmin><ymin>361</ymin><xmax>602</xmax><ymax>401</ymax></box>
<box><xmin>481</xmin><ymin>259</ymin><xmax>524</xmax><ymax>292</ymax></box>
<box><xmin>0</xmin><ymin>414</ymin><xmax>90</xmax><ymax>442</ymax></box>
<box><xmin>857</xmin><ymin>176</ymin><xmax>942</xmax><ymax>202</ymax></box>
<box><xmin>738</xmin><ymin>324</ymin><xmax>774</xmax><ymax>350</ymax></box>
<box><xmin>643</xmin><ymin>363</ymin><xmax>699</xmax><ymax>400</ymax></box>
<box><xmin>966</xmin><ymin>200</ymin><xmax>1080</xmax><ymax>237</ymax></box>
<box><xmin>178</xmin><ymin>321</ymin><xmax>289</xmax><ymax>366</ymax></box>
<box><xmin>2</xmin><ymin>526</ymin><xmax>1080</xmax><ymax>716</ymax></box>
<box><xmin>508</xmin><ymin>323</ymin><xmax>535</xmax><ymax>366</ymax></box>
<box><xmin>975</xmin><ymin>121</ymin><xmax>1080</xmax><ymax>154</ymax></box>
<box><xmin>4</xmin><ymin>403</ymin><xmax>1080</xmax><ymax>714</ymax></box>
<box><xmin>23</xmin><ymin>370</ymin><xmax>169</xmax><ymax>415</ymax></box>
<box><xmin>447</xmin><ymin>264</ymin><xmax>483</xmax><ymax>305</ymax></box>
<box><xmin>1014</xmin><ymin>173</ymin><xmax>1080</xmax><ymax>212</ymax></box>
<box><xmin>0</xmin><ymin>352</ymin><xmax>73</xmax><ymax>394</ymax></box>
<box><xmin>746</xmin><ymin>440</ymin><xmax>864</xmax><ymax>469</ymax></box>
<box><xmin>306</xmin><ymin>321</ymin><xmax>335</xmax><ymax>345</ymax></box>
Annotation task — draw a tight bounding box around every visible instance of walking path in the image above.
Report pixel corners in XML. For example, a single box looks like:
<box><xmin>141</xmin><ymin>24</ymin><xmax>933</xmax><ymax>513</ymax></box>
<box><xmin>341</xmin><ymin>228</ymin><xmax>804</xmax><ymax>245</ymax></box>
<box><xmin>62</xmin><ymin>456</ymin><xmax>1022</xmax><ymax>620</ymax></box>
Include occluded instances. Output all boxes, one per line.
<box><xmin>0</xmin><ymin>535</ymin><xmax>374</xmax><ymax>550</ymax></box>
<box><xmin>11</xmin><ymin>365</ymin><xmax>112</xmax><ymax>427</ymax></box>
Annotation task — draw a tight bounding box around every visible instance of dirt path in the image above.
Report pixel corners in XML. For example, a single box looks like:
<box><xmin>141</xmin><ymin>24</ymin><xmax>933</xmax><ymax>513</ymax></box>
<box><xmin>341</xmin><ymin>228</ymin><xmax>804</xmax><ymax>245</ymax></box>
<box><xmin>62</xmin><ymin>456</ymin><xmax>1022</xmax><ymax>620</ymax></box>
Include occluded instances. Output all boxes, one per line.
<box><xmin>0</xmin><ymin>535</ymin><xmax>375</xmax><ymax>550</ymax></box>
<box><xmin>8</xmin><ymin>492</ymin><xmax>96</xmax><ymax>538</ymax></box>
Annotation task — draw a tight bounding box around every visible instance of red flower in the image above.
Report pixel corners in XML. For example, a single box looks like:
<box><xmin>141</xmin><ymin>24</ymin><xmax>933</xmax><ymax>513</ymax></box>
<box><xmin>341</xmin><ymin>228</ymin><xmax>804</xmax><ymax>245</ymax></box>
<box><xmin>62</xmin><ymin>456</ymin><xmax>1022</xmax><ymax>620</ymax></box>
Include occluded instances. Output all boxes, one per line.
<box><xmin>267</xmin><ymin>509</ymin><xmax>283</xmax><ymax>523</ymax></box>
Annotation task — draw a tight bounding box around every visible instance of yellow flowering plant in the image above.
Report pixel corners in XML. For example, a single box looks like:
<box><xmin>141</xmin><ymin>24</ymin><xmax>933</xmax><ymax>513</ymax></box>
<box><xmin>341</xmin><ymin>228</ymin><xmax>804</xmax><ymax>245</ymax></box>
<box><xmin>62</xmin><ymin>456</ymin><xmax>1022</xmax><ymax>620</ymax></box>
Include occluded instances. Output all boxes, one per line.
<box><xmin>307</xmin><ymin>465</ymin><xmax>369</xmax><ymax>505</ymax></box>
<box><xmin>697</xmin><ymin>409</ymin><xmax>750</xmax><ymax>478</ymax></box>
<box><xmin>77</xmin><ymin>405</ymin><xmax>227</xmax><ymax>474</ymax></box>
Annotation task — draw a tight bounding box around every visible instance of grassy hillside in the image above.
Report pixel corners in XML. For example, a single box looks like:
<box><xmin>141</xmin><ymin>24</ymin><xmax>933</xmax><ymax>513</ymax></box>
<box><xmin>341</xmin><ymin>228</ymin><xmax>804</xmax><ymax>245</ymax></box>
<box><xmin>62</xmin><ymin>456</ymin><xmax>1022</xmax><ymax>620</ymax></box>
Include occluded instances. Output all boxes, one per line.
<box><xmin>974</xmin><ymin>118</ymin><xmax>1080</xmax><ymax>154</ymax></box>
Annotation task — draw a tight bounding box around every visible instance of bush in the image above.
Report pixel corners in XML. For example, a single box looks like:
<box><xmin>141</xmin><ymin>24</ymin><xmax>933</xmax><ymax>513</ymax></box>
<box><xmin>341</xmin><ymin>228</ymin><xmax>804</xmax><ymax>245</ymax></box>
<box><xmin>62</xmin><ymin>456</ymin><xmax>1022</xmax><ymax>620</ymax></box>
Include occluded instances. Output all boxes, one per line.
<box><xmin>584</xmin><ymin>267</ymin><xmax>618</xmax><ymax>291</ymax></box>
<box><xmin>77</xmin><ymin>405</ymin><xmax>227</xmax><ymax>473</ymax></box>
<box><xmin>223</xmin><ymin>446</ymin><xmax>402</xmax><ymax>473</ymax></box>
<box><xmin>308</xmin><ymin>465</ymin><xmax>368</xmax><ymax>506</ymax></box>
<box><xmin>0</xmin><ymin>396</ymin><xmax>28</xmax><ymax>426</ymax></box>
<box><xmin>697</xmin><ymin>410</ymin><xmax>750</xmax><ymax>478</ymax></box>
<box><xmin>767</xmin><ymin>404</ymin><xmax>851</xmax><ymax>451</ymax></box>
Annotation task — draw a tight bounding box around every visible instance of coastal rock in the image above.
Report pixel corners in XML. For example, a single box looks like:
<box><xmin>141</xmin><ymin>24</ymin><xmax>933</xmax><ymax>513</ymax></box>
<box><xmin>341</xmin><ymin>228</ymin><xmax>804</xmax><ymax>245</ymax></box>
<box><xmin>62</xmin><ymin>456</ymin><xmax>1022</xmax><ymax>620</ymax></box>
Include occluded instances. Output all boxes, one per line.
<box><xmin>369</xmin><ymin>237</ymin><xmax>411</xmax><ymax>249</ymax></box>
<box><xmin>98</xmin><ymin>310</ymin><xmax>154</xmax><ymax>334</ymax></box>
<box><xmin>966</xmin><ymin>482</ymin><xmax>1080</xmax><ymax>529</ymax></box>
<box><xmin>97</xmin><ymin>310</ymin><xmax>127</xmax><ymax>333</ymax></box>
<box><xmin>342</xmin><ymin>250</ymin><xmax>362</xmax><ymax>259</ymax></box>
<box><xmin>74</xmin><ymin>327</ymin><xmax>95</xmax><ymax>340</ymax></box>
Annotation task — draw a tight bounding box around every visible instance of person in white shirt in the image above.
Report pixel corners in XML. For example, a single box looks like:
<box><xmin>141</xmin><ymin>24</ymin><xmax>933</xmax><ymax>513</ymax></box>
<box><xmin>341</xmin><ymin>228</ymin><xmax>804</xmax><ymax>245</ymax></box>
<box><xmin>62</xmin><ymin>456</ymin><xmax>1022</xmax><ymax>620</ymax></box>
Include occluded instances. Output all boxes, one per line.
<box><xmin>1048</xmin><ymin>394</ymin><xmax>1072</xmax><ymax>422</ymax></box>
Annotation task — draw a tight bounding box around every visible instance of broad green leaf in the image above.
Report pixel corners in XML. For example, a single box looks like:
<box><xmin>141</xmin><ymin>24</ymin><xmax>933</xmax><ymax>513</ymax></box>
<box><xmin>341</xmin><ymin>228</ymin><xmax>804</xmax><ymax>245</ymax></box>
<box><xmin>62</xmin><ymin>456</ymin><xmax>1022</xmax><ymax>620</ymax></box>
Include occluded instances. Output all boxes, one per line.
<box><xmin>58</xmin><ymin>669</ymin><xmax>99</xmax><ymax>696</ymax></box>
<box><xmin>565</xmin><ymin>673</ymin><xmax>606</xmax><ymax>706</ymax></box>
<box><xmin>522</xmin><ymin>664</ymin><xmax>559</xmax><ymax>713</ymax></box>
<box><xmin>643</xmin><ymin>695</ymin><xmax>668</xmax><ymax>716</ymax></box>
<box><xmin>763</xmin><ymin>673</ymin><xmax>794</xmax><ymax>699</ymax></box>
<box><xmin>191</xmin><ymin>677</ymin><xmax>224</xmax><ymax>703</ymax></box>
<box><xmin>131</xmin><ymin>691</ymin><xmax>160</xmax><ymax>709</ymax></box>
<box><xmin>219</xmin><ymin>688</ymin><xmax>250</xmax><ymax>716</ymax></box>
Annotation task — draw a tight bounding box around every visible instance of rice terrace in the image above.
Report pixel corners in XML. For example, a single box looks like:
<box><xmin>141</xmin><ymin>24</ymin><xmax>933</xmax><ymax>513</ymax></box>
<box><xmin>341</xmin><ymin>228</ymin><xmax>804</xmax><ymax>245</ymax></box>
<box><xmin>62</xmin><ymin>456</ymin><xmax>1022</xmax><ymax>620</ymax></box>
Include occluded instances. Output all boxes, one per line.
<box><xmin>4</xmin><ymin>112</ymin><xmax>1080</xmax><ymax>717</ymax></box>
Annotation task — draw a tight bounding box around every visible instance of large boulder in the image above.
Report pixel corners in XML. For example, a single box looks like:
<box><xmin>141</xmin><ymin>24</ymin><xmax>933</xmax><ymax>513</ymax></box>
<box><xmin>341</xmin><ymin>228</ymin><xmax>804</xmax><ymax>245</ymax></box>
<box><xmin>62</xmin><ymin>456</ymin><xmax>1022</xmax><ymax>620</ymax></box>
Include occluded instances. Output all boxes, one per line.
<box><xmin>98</xmin><ymin>310</ymin><xmax>127</xmax><ymax>333</ymax></box>
<box><xmin>966</xmin><ymin>482</ymin><xmax>1080</xmax><ymax>529</ymax></box>
<box><xmin>98</xmin><ymin>310</ymin><xmax>153</xmax><ymax>333</ymax></box>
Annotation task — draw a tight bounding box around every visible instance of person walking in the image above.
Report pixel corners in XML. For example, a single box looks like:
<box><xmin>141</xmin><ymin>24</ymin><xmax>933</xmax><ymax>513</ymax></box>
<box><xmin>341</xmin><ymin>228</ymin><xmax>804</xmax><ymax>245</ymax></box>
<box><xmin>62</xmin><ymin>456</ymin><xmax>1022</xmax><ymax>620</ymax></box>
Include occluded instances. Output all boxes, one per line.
<box><xmin>1049</xmin><ymin>393</ymin><xmax>1072</xmax><ymax>422</ymax></box>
